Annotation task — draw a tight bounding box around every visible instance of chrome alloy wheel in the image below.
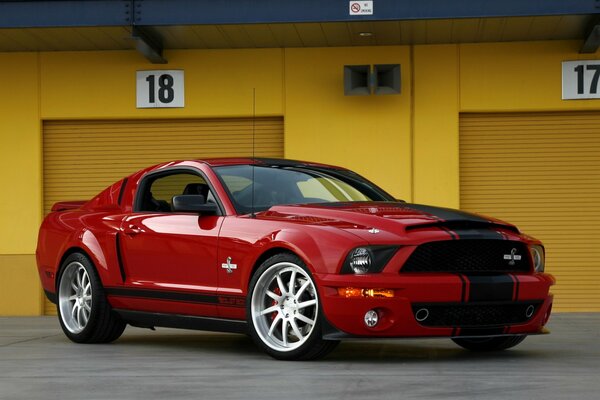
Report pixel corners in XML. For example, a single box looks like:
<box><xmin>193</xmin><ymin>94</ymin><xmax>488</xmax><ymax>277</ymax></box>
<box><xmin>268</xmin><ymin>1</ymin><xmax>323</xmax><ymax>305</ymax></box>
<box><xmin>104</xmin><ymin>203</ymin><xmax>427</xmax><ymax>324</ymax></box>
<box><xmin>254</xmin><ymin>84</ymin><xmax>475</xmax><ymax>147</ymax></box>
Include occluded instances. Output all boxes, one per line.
<box><xmin>251</xmin><ymin>262</ymin><xmax>319</xmax><ymax>352</ymax></box>
<box><xmin>58</xmin><ymin>261</ymin><xmax>93</xmax><ymax>334</ymax></box>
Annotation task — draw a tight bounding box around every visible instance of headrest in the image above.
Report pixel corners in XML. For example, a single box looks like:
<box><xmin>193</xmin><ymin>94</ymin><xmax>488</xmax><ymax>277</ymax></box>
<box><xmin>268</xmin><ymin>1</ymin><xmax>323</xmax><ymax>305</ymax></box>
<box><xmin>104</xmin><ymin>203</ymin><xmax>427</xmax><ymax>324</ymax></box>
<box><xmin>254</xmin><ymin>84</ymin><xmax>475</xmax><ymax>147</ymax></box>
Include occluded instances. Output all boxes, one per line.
<box><xmin>183</xmin><ymin>183</ymin><xmax>209</xmax><ymax>196</ymax></box>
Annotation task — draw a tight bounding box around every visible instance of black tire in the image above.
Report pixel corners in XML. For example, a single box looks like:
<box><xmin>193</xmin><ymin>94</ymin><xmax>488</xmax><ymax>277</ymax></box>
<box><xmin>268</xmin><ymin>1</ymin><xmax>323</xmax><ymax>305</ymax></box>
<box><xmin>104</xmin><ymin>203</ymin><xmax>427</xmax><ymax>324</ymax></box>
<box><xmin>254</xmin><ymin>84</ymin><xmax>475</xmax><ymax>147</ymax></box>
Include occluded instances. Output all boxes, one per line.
<box><xmin>247</xmin><ymin>253</ymin><xmax>339</xmax><ymax>360</ymax></box>
<box><xmin>56</xmin><ymin>252</ymin><xmax>126</xmax><ymax>343</ymax></box>
<box><xmin>452</xmin><ymin>335</ymin><xmax>527</xmax><ymax>352</ymax></box>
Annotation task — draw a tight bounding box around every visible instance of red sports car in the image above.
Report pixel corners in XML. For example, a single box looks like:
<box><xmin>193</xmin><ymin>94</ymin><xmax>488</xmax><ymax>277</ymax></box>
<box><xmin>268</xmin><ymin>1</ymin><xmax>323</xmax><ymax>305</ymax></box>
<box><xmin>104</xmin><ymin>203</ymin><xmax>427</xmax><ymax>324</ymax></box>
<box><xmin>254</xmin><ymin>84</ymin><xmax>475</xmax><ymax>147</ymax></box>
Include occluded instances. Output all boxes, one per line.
<box><xmin>36</xmin><ymin>158</ymin><xmax>554</xmax><ymax>360</ymax></box>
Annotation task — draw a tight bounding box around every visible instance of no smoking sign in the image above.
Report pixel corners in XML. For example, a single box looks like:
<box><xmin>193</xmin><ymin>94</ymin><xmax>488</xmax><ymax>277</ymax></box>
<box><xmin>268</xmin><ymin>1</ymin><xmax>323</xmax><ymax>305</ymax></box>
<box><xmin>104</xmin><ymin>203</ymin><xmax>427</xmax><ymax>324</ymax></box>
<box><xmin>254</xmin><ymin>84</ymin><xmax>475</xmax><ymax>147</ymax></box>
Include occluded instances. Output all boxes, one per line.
<box><xmin>349</xmin><ymin>1</ymin><xmax>373</xmax><ymax>15</ymax></box>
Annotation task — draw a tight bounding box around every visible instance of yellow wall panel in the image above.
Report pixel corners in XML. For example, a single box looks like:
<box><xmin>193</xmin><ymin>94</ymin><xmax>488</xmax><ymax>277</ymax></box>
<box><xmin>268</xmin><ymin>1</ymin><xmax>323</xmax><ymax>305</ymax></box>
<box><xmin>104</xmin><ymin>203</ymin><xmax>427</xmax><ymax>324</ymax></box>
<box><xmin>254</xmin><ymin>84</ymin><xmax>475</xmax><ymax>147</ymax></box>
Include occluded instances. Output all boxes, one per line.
<box><xmin>413</xmin><ymin>45</ymin><xmax>459</xmax><ymax>208</ymax></box>
<box><xmin>284</xmin><ymin>46</ymin><xmax>412</xmax><ymax>200</ymax></box>
<box><xmin>40</xmin><ymin>49</ymin><xmax>283</xmax><ymax>119</ymax></box>
<box><xmin>459</xmin><ymin>40</ymin><xmax>600</xmax><ymax>112</ymax></box>
<box><xmin>43</xmin><ymin>118</ymin><xmax>283</xmax><ymax>213</ymax></box>
<box><xmin>0</xmin><ymin>53</ymin><xmax>41</xmax><ymax>254</ymax></box>
<box><xmin>0</xmin><ymin>255</ymin><xmax>42</xmax><ymax>316</ymax></box>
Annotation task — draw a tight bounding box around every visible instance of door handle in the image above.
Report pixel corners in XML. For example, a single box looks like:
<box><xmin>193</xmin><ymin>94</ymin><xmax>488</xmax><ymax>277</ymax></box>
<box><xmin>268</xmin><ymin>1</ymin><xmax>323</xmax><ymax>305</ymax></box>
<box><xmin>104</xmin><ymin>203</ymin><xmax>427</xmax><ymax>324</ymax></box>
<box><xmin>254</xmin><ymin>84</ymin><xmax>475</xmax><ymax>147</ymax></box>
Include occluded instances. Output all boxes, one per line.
<box><xmin>122</xmin><ymin>224</ymin><xmax>143</xmax><ymax>236</ymax></box>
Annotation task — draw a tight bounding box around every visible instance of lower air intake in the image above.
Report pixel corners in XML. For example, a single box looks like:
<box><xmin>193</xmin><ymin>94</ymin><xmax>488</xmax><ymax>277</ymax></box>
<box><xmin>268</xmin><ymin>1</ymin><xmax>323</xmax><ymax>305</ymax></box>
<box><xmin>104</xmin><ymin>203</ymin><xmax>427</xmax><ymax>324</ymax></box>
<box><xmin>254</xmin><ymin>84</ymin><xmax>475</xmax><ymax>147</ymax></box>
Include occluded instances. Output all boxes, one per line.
<box><xmin>412</xmin><ymin>302</ymin><xmax>541</xmax><ymax>328</ymax></box>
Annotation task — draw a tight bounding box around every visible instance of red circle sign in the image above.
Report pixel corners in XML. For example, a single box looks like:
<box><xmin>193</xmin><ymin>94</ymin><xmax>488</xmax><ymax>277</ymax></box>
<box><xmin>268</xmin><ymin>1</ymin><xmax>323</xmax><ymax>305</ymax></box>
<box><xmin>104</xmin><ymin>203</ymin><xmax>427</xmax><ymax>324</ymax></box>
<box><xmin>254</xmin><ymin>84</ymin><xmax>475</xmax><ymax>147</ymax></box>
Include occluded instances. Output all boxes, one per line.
<box><xmin>351</xmin><ymin>3</ymin><xmax>361</xmax><ymax>13</ymax></box>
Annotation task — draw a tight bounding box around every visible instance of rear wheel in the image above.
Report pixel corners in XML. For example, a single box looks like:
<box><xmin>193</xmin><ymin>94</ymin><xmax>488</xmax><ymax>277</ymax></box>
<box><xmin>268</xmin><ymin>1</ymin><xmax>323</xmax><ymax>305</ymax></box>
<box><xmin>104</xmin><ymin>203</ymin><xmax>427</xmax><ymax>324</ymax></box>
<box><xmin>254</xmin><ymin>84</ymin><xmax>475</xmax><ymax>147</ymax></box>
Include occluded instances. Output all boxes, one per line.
<box><xmin>247</xmin><ymin>253</ymin><xmax>338</xmax><ymax>360</ymax></box>
<box><xmin>452</xmin><ymin>335</ymin><xmax>526</xmax><ymax>352</ymax></box>
<box><xmin>57</xmin><ymin>252</ymin><xmax>126</xmax><ymax>343</ymax></box>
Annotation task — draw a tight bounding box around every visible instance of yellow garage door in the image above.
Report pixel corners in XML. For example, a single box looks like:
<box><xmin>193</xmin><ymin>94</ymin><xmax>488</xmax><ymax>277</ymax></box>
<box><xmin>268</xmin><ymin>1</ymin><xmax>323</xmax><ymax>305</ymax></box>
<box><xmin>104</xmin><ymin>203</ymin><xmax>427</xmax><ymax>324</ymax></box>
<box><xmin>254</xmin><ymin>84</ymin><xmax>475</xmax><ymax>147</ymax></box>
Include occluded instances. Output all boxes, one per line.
<box><xmin>43</xmin><ymin>117</ymin><xmax>283</xmax><ymax>315</ymax></box>
<box><xmin>460</xmin><ymin>112</ymin><xmax>600</xmax><ymax>312</ymax></box>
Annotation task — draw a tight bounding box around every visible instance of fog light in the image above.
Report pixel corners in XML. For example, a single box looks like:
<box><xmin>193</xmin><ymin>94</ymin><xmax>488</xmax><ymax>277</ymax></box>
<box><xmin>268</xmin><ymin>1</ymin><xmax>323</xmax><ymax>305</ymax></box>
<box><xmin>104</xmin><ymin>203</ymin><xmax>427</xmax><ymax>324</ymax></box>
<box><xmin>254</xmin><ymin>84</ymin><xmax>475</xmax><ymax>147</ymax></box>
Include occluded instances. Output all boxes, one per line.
<box><xmin>525</xmin><ymin>305</ymin><xmax>535</xmax><ymax>318</ymax></box>
<box><xmin>364</xmin><ymin>310</ymin><xmax>379</xmax><ymax>327</ymax></box>
<box><xmin>415</xmin><ymin>308</ymin><xmax>429</xmax><ymax>322</ymax></box>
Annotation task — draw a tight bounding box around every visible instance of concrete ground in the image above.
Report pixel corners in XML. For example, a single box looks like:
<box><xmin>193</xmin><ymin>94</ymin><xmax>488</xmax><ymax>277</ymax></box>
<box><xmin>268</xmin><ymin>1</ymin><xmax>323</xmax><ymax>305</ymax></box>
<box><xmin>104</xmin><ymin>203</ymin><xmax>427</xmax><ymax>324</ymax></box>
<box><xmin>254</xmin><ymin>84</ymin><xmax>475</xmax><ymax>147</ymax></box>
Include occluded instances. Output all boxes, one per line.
<box><xmin>0</xmin><ymin>314</ymin><xmax>598</xmax><ymax>400</ymax></box>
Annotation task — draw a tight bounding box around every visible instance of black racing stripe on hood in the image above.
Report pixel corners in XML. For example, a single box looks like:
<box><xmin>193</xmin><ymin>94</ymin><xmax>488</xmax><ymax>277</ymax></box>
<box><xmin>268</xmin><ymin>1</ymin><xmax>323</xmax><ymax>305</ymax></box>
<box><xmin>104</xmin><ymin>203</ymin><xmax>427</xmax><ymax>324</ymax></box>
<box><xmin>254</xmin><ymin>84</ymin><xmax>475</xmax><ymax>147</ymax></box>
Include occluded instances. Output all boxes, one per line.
<box><xmin>405</xmin><ymin>204</ymin><xmax>506</xmax><ymax>239</ymax></box>
<box><xmin>405</xmin><ymin>204</ymin><xmax>492</xmax><ymax>224</ymax></box>
<box><xmin>451</xmin><ymin>228</ymin><xmax>504</xmax><ymax>240</ymax></box>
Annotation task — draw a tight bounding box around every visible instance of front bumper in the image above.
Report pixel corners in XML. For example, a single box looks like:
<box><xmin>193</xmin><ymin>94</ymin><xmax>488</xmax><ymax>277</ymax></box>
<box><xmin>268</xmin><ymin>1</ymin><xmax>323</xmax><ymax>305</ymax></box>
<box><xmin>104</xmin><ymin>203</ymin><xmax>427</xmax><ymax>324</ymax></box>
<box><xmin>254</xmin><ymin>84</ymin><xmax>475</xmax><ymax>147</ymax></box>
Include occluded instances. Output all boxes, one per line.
<box><xmin>316</xmin><ymin>272</ymin><xmax>555</xmax><ymax>338</ymax></box>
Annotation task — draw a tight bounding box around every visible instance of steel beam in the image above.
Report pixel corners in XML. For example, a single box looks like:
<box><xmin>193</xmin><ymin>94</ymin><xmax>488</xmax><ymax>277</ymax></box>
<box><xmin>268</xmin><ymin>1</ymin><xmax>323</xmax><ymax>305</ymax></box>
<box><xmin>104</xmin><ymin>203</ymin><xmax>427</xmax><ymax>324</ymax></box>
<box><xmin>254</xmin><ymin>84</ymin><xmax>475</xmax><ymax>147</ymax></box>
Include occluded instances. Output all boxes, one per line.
<box><xmin>131</xmin><ymin>26</ymin><xmax>167</xmax><ymax>64</ymax></box>
<box><xmin>581</xmin><ymin>17</ymin><xmax>600</xmax><ymax>53</ymax></box>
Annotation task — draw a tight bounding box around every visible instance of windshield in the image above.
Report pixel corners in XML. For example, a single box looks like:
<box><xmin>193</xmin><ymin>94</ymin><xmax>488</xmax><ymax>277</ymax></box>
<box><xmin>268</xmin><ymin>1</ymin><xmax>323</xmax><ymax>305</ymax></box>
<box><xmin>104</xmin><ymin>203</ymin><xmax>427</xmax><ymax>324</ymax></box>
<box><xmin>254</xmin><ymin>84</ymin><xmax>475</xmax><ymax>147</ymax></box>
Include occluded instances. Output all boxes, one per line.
<box><xmin>214</xmin><ymin>165</ymin><xmax>394</xmax><ymax>214</ymax></box>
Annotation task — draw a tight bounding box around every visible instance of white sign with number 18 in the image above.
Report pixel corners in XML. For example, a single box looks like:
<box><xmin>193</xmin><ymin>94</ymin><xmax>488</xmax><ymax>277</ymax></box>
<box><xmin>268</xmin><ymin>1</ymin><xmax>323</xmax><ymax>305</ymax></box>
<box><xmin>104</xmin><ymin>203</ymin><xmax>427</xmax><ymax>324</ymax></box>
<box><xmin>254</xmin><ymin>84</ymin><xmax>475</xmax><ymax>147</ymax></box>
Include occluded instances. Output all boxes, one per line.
<box><xmin>136</xmin><ymin>70</ymin><xmax>185</xmax><ymax>108</ymax></box>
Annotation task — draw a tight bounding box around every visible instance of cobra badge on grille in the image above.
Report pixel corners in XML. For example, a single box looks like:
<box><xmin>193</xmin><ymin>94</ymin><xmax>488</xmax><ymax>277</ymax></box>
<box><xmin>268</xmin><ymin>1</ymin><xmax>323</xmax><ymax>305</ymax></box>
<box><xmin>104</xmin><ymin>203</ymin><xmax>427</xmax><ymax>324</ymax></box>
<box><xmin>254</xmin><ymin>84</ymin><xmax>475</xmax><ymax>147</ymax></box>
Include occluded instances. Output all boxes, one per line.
<box><xmin>503</xmin><ymin>248</ymin><xmax>522</xmax><ymax>266</ymax></box>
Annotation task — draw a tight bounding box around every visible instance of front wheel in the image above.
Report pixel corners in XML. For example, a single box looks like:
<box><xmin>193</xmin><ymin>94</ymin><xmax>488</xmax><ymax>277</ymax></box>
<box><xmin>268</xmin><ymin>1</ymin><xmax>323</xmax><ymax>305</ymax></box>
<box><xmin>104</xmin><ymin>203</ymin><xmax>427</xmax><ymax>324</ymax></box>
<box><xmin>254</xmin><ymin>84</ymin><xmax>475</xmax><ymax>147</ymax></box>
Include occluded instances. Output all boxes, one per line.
<box><xmin>247</xmin><ymin>253</ymin><xmax>338</xmax><ymax>360</ymax></box>
<box><xmin>57</xmin><ymin>252</ymin><xmax>126</xmax><ymax>343</ymax></box>
<box><xmin>452</xmin><ymin>335</ymin><xmax>527</xmax><ymax>352</ymax></box>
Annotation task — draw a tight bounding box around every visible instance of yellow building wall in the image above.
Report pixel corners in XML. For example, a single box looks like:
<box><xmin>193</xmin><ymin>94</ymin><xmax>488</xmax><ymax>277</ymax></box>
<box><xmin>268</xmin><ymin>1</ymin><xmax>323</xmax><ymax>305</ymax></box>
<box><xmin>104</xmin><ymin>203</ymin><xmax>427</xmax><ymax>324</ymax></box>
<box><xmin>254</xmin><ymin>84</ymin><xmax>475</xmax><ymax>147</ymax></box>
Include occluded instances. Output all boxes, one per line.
<box><xmin>40</xmin><ymin>49</ymin><xmax>284</xmax><ymax>119</ymax></box>
<box><xmin>3</xmin><ymin>40</ymin><xmax>600</xmax><ymax>315</ymax></box>
<box><xmin>0</xmin><ymin>53</ymin><xmax>43</xmax><ymax>315</ymax></box>
<box><xmin>284</xmin><ymin>46</ymin><xmax>412</xmax><ymax>200</ymax></box>
<box><xmin>459</xmin><ymin>40</ymin><xmax>600</xmax><ymax>111</ymax></box>
<box><xmin>412</xmin><ymin>45</ymin><xmax>460</xmax><ymax>208</ymax></box>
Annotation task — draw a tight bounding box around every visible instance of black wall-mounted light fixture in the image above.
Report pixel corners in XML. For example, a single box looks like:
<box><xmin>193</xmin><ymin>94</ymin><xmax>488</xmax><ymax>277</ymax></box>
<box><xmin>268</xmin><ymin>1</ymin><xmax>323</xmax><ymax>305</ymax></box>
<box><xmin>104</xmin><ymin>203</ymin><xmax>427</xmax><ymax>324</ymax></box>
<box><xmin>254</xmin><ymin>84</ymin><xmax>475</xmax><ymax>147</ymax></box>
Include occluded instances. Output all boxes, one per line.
<box><xmin>343</xmin><ymin>65</ymin><xmax>371</xmax><ymax>96</ymax></box>
<box><xmin>343</xmin><ymin>64</ymin><xmax>401</xmax><ymax>96</ymax></box>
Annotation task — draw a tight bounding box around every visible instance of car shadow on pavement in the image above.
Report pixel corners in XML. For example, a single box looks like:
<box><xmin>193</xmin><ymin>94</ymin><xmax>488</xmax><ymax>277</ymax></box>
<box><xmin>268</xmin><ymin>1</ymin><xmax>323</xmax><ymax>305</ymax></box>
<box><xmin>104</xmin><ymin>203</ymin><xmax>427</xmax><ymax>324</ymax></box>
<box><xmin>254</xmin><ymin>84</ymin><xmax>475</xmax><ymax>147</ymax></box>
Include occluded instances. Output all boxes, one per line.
<box><xmin>112</xmin><ymin>330</ymin><xmax>554</xmax><ymax>362</ymax></box>
<box><xmin>115</xmin><ymin>331</ymin><xmax>263</xmax><ymax>355</ymax></box>
<box><xmin>325</xmin><ymin>340</ymin><xmax>552</xmax><ymax>363</ymax></box>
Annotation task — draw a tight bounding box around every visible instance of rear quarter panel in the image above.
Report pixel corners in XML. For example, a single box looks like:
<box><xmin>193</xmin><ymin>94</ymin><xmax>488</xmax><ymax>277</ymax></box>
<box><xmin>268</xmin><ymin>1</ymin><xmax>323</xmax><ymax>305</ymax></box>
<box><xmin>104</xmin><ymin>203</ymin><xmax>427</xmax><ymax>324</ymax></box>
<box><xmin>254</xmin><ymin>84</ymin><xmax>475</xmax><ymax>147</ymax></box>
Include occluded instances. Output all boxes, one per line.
<box><xmin>37</xmin><ymin>178</ymin><xmax>130</xmax><ymax>295</ymax></box>
<box><xmin>36</xmin><ymin>214</ymin><xmax>125</xmax><ymax>297</ymax></box>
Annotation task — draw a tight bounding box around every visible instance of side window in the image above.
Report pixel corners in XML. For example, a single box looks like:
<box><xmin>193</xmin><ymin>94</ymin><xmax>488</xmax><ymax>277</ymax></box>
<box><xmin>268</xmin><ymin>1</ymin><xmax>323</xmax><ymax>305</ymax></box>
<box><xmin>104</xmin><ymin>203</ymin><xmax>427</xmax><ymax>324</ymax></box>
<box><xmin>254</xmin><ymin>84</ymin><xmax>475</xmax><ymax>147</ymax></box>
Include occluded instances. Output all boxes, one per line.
<box><xmin>138</xmin><ymin>172</ymin><xmax>214</xmax><ymax>212</ymax></box>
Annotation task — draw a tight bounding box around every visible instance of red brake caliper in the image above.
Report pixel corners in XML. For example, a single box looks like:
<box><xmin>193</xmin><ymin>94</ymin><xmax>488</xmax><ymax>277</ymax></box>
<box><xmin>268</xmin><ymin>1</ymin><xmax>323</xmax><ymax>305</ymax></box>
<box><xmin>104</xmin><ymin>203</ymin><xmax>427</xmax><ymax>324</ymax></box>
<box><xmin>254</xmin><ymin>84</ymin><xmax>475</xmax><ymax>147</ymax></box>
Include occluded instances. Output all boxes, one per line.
<box><xmin>271</xmin><ymin>287</ymin><xmax>282</xmax><ymax>321</ymax></box>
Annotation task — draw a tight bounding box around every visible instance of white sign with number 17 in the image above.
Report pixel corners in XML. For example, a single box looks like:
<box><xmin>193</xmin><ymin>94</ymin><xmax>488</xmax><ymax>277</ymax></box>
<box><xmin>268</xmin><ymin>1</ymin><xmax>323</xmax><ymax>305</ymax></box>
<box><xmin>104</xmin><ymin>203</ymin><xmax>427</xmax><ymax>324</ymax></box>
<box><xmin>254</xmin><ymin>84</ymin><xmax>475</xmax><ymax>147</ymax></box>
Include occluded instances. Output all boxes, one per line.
<box><xmin>136</xmin><ymin>70</ymin><xmax>185</xmax><ymax>108</ymax></box>
<box><xmin>562</xmin><ymin>60</ymin><xmax>600</xmax><ymax>100</ymax></box>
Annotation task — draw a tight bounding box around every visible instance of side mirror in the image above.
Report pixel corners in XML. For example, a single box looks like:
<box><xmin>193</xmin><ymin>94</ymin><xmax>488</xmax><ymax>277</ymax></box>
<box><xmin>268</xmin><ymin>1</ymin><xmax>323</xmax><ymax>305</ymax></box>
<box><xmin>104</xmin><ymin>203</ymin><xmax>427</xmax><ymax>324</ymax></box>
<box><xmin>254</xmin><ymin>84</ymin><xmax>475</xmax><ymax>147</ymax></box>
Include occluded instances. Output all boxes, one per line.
<box><xmin>172</xmin><ymin>195</ymin><xmax>218</xmax><ymax>215</ymax></box>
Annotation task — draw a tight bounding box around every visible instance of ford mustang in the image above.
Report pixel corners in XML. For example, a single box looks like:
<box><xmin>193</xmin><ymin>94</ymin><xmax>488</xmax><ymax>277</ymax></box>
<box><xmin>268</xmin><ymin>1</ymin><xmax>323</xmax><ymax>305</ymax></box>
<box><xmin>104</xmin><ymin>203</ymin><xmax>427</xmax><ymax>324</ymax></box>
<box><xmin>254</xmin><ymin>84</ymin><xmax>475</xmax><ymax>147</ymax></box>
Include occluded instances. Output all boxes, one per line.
<box><xmin>36</xmin><ymin>158</ymin><xmax>555</xmax><ymax>360</ymax></box>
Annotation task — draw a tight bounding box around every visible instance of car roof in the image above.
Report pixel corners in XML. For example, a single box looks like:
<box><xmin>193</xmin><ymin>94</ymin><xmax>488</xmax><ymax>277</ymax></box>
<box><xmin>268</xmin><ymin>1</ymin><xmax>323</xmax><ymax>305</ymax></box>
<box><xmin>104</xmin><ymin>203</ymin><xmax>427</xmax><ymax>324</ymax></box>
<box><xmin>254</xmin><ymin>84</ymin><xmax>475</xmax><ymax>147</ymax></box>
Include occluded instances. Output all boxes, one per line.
<box><xmin>196</xmin><ymin>157</ymin><xmax>343</xmax><ymax>169</ymax></box>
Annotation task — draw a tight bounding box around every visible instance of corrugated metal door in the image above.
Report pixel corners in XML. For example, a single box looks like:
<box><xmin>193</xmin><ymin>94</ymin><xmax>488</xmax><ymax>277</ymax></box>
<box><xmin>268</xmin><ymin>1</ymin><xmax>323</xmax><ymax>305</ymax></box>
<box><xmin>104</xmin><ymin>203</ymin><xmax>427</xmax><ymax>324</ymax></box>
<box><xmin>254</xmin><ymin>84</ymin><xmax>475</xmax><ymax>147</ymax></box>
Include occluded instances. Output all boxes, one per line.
<box><xmin>460</xmin><ymin>112</ymin><xmax>600</xmax><ymax>312</ymax></box>
<box><xmin>43</xmin><ymin>117</ymin><xmax>283</xmax><ymax>315</ymax></box>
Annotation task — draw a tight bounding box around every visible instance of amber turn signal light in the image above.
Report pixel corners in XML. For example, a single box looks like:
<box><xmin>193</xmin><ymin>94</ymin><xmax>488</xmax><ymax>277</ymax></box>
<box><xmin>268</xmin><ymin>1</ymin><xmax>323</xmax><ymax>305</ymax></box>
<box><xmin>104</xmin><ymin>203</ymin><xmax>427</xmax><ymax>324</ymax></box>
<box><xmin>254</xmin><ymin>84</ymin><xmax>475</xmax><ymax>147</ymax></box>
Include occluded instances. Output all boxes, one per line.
<box><xmin>338</xmin><ymin>287</ymin><xmax>394</xmax><ymax>298</ymax></box>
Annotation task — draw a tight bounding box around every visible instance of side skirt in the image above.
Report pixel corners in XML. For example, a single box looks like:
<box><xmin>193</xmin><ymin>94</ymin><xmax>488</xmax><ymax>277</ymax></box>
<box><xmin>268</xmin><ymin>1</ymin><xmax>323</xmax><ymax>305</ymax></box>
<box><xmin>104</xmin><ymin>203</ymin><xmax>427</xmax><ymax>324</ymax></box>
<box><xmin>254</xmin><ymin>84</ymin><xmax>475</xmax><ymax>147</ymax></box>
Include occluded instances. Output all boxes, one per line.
<box><xmin>114</xmin><ymin>309</ymin><xmax>248</xmax><ymax>334</ymax></box>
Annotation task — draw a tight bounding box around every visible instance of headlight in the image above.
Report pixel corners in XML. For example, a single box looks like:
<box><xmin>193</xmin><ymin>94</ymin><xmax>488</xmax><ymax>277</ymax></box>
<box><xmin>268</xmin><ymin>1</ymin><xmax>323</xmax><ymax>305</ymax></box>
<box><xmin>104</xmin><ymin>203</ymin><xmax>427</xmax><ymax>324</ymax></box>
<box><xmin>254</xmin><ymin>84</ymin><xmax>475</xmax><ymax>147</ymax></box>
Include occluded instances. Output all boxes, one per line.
<box><xmin>530</xmin><ymin>245</ymin><xmax>545</xmax><ymax>273</ymax></box>
<box><xmin>341</xmin><ymin>246</ymin><xmax>399</xmax><ymax>274</ymax></box>
<box><xmin>349</xmin><ymin>248</ymin><xmax>372</xmax><ymax>274</ymax></box>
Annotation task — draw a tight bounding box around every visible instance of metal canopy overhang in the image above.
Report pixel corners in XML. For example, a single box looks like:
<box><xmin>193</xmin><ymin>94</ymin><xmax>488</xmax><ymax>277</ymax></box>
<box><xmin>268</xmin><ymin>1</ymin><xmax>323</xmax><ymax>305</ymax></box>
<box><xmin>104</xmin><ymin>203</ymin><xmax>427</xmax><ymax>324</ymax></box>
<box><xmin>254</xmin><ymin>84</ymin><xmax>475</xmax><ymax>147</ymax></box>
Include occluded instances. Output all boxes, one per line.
<box><xmin>0</xmin><ymin>1</ymin><xmax>131</xmax><ymax>28</ymax></box>
<box><xmin>0</xmin><ymin>0</ymin><xmax>597</xmax><ymax>28</ymax></box>
<box><xmin>0</xmin><ymin>0</ymin><xmax>599</xmax><ymax>61</ymax></box>
<box><xmin>136</xmin><ymin>0</ymin><xmax>598</xmax><ymax>25</ymax></box>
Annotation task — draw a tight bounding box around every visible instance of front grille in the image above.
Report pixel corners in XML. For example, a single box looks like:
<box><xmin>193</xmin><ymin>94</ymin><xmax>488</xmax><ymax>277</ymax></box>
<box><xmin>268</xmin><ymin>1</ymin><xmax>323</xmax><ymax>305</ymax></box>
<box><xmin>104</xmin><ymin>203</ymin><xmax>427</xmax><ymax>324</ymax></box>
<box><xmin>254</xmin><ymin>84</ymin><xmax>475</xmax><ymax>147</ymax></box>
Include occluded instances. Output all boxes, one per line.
<box><xmin>401</xmin><ymin>240</ymin><xmax>531</xmax><ymax>273</ymax></box>
<box><xmin>412</xmin><ymin>302</ymin><xmax>540</xmax><ymax>328</ymax></box>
